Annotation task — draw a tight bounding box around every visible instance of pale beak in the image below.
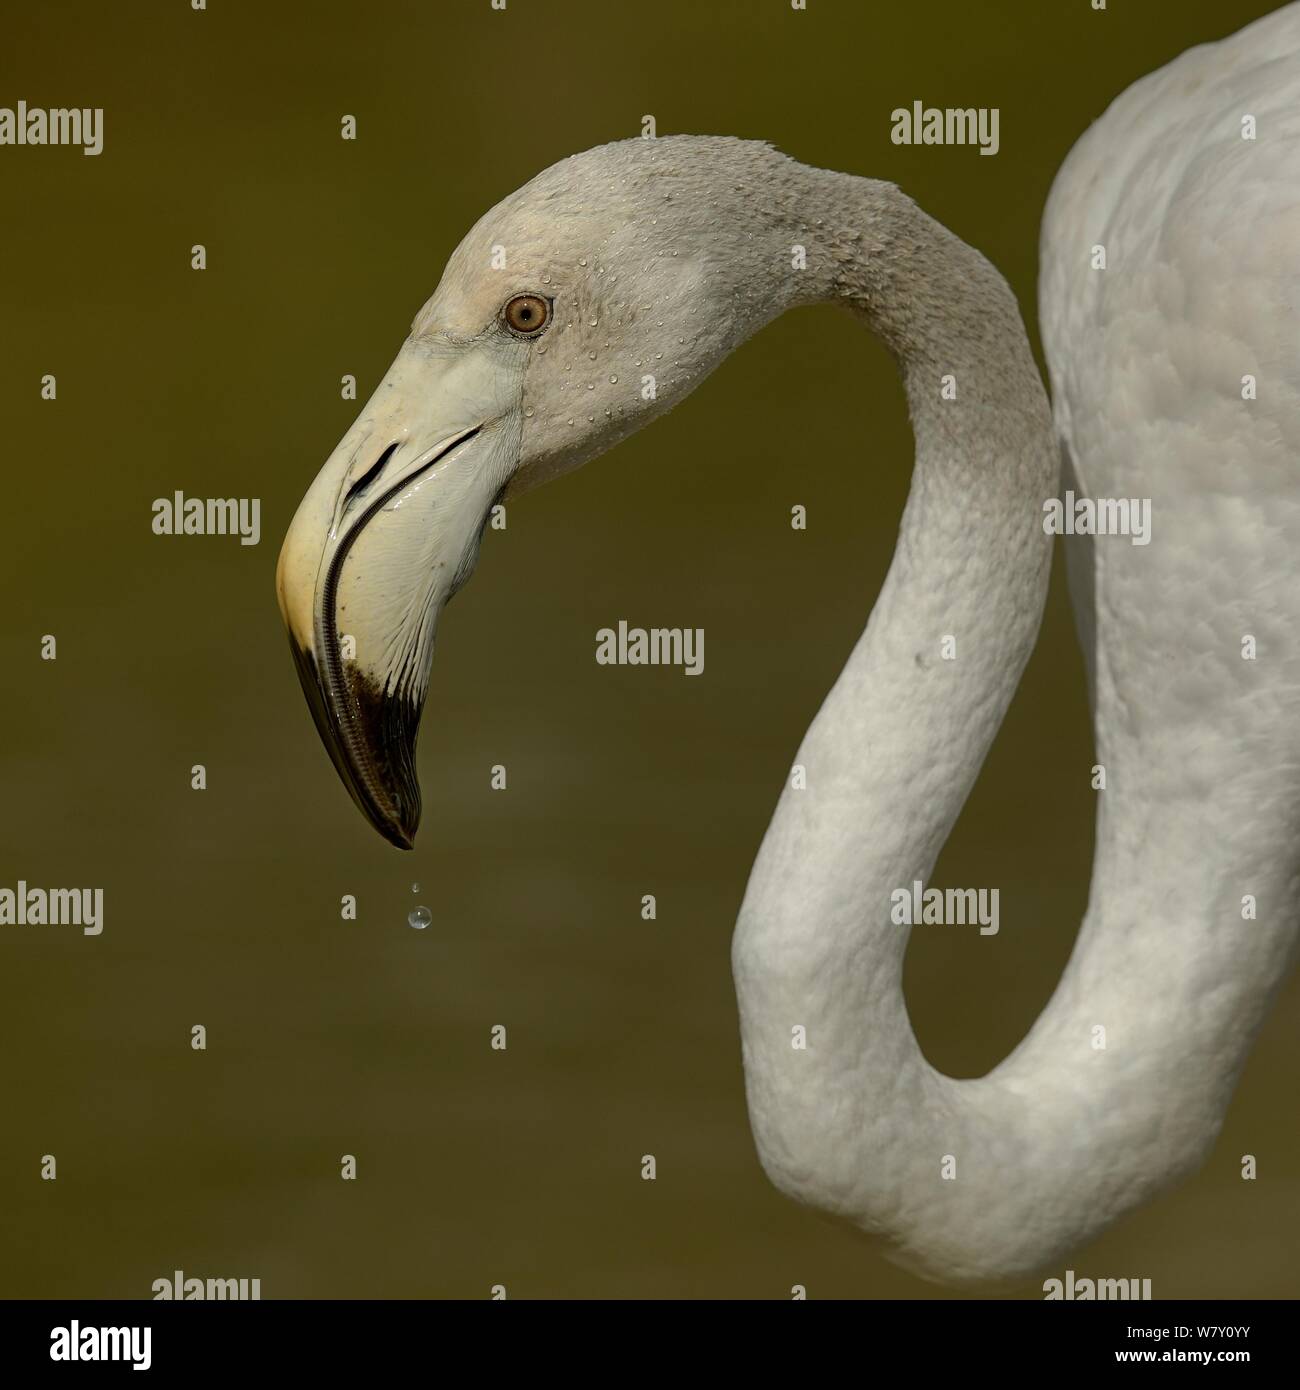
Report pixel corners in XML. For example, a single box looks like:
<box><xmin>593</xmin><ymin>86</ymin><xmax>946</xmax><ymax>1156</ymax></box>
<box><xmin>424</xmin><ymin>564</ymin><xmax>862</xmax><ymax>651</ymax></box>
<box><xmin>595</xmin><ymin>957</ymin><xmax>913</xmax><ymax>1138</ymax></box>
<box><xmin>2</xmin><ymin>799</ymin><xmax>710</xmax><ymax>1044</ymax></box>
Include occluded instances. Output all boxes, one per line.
<box><xmin>277</xmin><ymin>335</ymin><xmax>525</xmax><ymax>848</ymax></box>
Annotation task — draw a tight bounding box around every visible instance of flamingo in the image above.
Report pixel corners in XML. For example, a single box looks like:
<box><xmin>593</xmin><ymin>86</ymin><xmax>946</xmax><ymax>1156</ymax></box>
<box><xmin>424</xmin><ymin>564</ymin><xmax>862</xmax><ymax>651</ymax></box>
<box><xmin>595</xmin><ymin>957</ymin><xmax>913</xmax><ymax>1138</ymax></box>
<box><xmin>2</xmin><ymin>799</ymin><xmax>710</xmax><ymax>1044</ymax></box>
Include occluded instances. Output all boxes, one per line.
<box><xmin>277</xmin><ymin>4</ymin><xmax>1300</xmax><ymax>1284</ymax></box>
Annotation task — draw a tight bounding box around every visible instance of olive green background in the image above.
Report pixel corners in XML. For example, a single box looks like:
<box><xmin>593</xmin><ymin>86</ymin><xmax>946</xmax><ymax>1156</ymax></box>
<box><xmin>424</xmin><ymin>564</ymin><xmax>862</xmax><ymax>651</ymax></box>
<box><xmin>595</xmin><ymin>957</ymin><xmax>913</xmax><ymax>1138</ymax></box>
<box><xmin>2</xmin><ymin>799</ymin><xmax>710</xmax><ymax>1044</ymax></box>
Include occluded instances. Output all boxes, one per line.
<box><xmin>1</xmin><ymin>0</ymin><xmax>1295</xmax><ymax>1299</ymax></box>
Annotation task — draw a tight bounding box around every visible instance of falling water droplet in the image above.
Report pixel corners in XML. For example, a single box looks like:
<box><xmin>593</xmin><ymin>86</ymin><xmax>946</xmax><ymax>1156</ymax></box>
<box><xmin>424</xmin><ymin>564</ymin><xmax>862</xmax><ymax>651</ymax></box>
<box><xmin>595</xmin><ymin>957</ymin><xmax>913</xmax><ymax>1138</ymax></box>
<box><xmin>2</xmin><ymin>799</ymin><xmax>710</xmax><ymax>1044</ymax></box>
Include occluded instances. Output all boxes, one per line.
<box><xmin>411</xmin><ymin>882</ymin><xmax>420</xmax><ymax>893</ymax></box>
<box><xmin>409</xmin><ymin>906</ymin><xmax>431</xmax><ymax>930</ymax></box>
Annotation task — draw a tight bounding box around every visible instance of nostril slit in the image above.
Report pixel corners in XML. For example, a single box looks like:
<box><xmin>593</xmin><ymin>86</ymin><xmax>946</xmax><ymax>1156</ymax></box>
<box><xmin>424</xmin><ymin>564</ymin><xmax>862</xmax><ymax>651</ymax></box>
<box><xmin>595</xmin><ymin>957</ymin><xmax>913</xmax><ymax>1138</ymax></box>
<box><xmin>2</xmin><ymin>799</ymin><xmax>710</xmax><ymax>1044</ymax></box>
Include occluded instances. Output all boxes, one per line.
<box><xmin>344</xmin><ymin>441</ymin><xmax>399</xmax><ymax>506</ymax></box>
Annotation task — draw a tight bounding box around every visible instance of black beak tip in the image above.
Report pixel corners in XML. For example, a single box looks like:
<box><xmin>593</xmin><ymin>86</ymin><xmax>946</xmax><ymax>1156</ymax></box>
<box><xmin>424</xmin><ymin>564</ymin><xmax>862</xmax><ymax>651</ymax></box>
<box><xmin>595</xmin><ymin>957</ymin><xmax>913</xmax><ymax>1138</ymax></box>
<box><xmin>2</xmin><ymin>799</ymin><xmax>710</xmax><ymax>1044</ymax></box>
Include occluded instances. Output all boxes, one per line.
<box><xmin>286</xmin><ymin>633</ymin><xmax>425</xmax><ymax>852</ymax></box>
<box><xmin>377</xmin><ymin>814</ymin><xmax>417</xmax><ymax>852</ymax></box>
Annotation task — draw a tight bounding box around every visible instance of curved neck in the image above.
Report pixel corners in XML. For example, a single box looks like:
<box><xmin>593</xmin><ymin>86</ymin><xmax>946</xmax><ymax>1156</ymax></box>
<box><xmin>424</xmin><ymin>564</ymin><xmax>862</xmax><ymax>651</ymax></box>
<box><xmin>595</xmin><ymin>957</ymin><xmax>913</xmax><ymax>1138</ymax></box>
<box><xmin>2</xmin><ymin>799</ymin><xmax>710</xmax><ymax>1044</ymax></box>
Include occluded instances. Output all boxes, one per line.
<box><xmin>729</xmin><ymin>175</ymin><xmax>1286</xmax><ymax>1285</ymax></box>
<box><xmin>781</xmin><ymin>175</ymin><xmax>1060</xmax><ymax>911</ymax></box>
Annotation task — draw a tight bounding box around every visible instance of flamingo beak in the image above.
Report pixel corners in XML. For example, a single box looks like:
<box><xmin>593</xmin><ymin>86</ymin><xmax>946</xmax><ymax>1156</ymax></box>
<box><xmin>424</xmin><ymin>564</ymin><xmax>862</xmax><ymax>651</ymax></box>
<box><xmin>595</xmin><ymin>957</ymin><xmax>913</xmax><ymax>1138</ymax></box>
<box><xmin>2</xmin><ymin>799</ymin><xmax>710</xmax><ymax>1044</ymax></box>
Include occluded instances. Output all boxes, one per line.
<box><xmin>276</xmin><ymin>334</ymin><xmax>525</xmax><ymax>848</ymax></box>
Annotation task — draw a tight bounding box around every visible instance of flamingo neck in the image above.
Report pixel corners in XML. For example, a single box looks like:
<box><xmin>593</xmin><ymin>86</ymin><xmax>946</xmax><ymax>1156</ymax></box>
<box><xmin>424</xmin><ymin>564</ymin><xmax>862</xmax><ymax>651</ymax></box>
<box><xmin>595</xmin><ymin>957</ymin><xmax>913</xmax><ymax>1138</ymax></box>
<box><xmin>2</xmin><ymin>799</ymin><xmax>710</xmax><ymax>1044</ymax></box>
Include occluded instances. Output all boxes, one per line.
<box><xmin>731</xmin><ymin>174</ymin><xmax>1300</xmax><ymax>1284</ymax></box>
<box><xmin>731</xmin><ymin>178</ymin><xmax>1067</xmax><ymax>1281</ymax></box>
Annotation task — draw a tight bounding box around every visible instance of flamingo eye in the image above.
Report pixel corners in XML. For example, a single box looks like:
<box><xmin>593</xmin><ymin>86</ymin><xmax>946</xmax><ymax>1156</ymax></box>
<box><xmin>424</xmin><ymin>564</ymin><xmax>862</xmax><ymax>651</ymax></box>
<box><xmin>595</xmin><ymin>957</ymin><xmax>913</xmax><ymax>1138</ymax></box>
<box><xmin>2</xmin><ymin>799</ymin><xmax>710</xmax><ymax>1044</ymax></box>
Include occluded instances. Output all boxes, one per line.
<box><xmin>503</xmin><ymin>294</ymin><xmax>550</xmax><ymax>336</ymax></box>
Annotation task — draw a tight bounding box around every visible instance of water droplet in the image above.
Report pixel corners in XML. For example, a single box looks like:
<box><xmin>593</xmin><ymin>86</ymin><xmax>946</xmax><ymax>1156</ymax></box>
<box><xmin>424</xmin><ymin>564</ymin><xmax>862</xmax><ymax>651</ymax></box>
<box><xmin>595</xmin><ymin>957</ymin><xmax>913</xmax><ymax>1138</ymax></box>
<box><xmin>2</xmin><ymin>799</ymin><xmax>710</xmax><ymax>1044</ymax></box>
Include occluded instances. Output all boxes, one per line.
<box><xmin>587</xmin><ymin>414</ymin><xmax>595</xmax><ymax>422</ymax></box>
<box><xmin>588</xmin><ymin>351</ymin><xmax>597</xmax><ymax>360</ymax></box>
<box><xmin>411</xmin><ymin>882</ymin><xmax>420</xmax><ymax>893</ymax></box>
<box><xmin>409</xmin><ymin>906</ymin><xmax>431</xmax><ymax>930</ymax></box>
<box><xmin>524</xmin><ymin>407</ymin><xmax>534</xmax><ymax>417</ymax></box>
<box><xmin>540</xmin><ymin>273</ymin><xmax>551</xmax><ymax>284</ymax></box>
<box><xmin>567</xmin><ymin>418</ymin><xmax>574</xmax><ymax>425</ymax></box>
<box><xmin>609</xmin><ymin>375</ymin><xmax>618</xmax><ymax>383</ymax></box>
<box><xmin>578</xmin><ymin>257</ymin><xmax>588</xmax><ymax>266</ymax></box>
<box><xmin>586</xmin><ymin>383</ymin><xmax>594</xmax><ymax>390</ymax></box>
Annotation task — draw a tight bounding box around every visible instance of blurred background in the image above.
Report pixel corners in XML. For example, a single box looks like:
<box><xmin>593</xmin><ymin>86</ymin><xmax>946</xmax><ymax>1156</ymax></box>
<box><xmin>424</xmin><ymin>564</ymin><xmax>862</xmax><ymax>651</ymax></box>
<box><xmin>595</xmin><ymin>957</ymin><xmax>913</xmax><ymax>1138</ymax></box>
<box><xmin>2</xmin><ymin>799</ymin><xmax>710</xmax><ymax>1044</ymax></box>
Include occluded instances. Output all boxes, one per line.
<box><xmin>0</xmin><ymin>0</ymin><xmax>1294</xmax><ymax>1298</ymax></box>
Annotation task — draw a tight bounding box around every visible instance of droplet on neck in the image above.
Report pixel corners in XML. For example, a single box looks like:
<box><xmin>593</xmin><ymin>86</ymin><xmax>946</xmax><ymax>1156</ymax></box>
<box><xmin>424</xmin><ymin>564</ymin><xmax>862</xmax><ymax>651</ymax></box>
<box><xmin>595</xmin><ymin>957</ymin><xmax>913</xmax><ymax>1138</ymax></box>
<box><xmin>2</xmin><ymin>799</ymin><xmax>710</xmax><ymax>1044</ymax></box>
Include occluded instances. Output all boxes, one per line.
<box><xmin>408</xmin><ymin>906</ymin><xmax>432</xmax><ymax>930</ymax></box>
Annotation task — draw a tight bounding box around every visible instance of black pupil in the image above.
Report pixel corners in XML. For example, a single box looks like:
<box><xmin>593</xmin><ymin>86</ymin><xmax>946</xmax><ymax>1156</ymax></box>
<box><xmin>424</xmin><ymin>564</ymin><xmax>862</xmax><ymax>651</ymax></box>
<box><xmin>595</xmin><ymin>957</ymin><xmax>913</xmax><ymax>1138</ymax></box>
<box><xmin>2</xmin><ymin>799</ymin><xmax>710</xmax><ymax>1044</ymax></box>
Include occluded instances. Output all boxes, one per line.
<box><xmin>511</xmin><ymin>297</ymin><xmax>543</xmax><ymax>331</ymax></box>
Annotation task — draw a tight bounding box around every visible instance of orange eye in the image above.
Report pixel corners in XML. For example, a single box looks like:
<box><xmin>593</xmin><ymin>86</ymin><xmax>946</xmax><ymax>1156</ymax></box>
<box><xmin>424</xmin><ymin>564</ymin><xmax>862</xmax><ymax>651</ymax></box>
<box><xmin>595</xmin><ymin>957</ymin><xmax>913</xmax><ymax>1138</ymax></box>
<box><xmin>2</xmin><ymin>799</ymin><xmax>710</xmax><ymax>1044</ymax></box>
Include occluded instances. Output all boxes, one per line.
<box><xmin>503</xmin><ymin>293</ymin><xmax>550</xmax><ymax>336</ymax></box>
